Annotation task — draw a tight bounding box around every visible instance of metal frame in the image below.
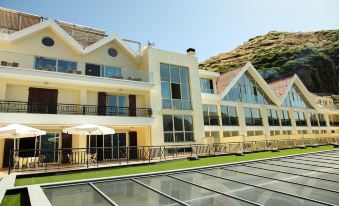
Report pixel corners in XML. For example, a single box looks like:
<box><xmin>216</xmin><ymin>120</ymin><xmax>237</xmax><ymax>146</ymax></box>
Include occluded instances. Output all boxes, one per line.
<box><xmin>36</xmin><ymin>149</ymin><xmax>339</xmax><ymax>206</ymax></box>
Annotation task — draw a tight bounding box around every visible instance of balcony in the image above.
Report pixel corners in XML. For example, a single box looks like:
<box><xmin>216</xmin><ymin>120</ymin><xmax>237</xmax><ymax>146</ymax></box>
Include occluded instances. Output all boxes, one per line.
<box><xmin>319</xmin><ymin>120</ymin><xmax>327</xmax><ymax>126</ymax></box>
<box><xmin>0</xmin><ymin>100</ymin><xmax>152</xmax><ymax>117</ymax></box>
<box><xmin>0</xmin><ymin>51</ymin><xmax>154</xmax><ymax>86</ymax></box>
<box><xmin>281</xmin><ymin>119</ymin><xmax>292</xmax><ymax>126</ymax></box>
<box><xmin>204</xmin><ymin>115</ymin><xmax>220</xmax><ymax>126</ymax></box>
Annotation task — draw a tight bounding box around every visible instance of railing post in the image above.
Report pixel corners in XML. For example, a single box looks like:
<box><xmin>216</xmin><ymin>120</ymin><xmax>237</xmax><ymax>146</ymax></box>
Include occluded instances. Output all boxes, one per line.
<box><xmin>8</xmin><ymin>149</ymin><xmax>12</xmax><ymax>175</ymax></box>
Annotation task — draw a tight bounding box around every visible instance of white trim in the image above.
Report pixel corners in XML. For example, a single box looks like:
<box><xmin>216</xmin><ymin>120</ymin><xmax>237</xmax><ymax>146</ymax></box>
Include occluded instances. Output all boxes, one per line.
<box><xmin>198</xmin><ymin>69</ymin><xmax>220</xmax><ymax>78</ymax></box>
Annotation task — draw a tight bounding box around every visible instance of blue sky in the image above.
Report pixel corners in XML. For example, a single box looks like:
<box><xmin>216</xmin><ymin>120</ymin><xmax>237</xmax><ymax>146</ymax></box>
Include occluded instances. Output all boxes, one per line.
<box><xmin>1</xmin><ymin>0</ymin><xmax>339</xmax><ymax>61</ymax></box>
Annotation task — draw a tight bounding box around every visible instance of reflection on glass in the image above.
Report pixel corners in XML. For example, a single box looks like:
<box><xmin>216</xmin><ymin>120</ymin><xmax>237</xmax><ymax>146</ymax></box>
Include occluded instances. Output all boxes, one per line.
<box><xmin>57</xmin><ymin>60</ymin><xmax>77</xmax><ymax>73</ymax></box>
<box><xmin>95</xmin><ymin>180</ymin><xmax>177</xmax><ymax>206</ymax></box>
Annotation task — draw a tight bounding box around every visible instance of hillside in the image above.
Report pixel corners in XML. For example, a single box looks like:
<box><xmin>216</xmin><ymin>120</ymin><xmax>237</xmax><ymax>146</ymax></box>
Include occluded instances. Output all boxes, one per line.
<box><xmin>199</xmin><ymin>30</ymin><xmax>339</xmax><ymax>94</ymax></box>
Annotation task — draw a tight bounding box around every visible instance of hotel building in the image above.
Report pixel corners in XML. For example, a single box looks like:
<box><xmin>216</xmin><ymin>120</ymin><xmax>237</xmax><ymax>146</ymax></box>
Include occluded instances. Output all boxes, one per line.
<box><xmin>0</xmin><ymin>7</ymin><xmax>338</xmax><ymax>169</ymax></box>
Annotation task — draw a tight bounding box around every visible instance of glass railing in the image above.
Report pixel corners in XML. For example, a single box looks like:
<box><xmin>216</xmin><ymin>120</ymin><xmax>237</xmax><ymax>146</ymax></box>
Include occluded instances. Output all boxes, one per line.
<box><xmin>221</xmin><ymin>116</ymin><xmax>239</xmax><ymax>126</ymax></box>
<box><xmin>204</xmin><ymin>115</ymin><xmax>220</xmax><ymax>126</ymax></box>
<box><xmin>0</xmin><ymin>51</ymin><xmax>153</xmax><ymax>83</ymax></box>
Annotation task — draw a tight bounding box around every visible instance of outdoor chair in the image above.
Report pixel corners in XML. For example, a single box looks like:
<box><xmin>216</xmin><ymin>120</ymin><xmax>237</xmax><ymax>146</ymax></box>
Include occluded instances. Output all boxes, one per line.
<box><xmin>67</xmin><ymin>154</ymin><xmax>73</xmax><ymax>164</ymax></box>
<box><xmin>38</xmin><ymin>155</ymin><xmax>45</xmax><ymax>167</ymax></box>
<box><xmin>91</xmin><ymin>153</ymin><xmax>97</xmax><ymax>164</ymax></box>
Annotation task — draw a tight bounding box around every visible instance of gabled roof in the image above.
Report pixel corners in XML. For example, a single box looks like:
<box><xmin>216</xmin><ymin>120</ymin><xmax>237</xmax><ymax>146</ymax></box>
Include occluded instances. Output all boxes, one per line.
<box><xmin>278</xmin><ymin>74</ymin><xmax>320</xmax><ymax>110</ymax></box>
<box><xmin>217</xmin><ymin>62</ymin><xmax>281</xmax><ymax>105</ymax></box>
<box><xmin>216</xmin><ymin>66</ymin><xmax>242</xmax><ymax>94</ymax></box>
<box><xmin>268</xmin><ymin>76</ymin><xmax>294</xmax><ymax>98</ymax></box>
<box><xmin>0</xmin><ymin>20</ymin><xmax>141</xmax><ymax>62</ymax></box>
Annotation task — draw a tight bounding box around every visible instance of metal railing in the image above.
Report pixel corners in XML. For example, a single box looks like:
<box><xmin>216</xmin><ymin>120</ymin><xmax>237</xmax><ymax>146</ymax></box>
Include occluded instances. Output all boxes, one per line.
<box><xmin>8</xmin><ymin>136</ymin><xmax>338</xmax><ymax>174</ymax></box>
<box><xmin>0</xmin><ymin>100</ymin><xmax>152</xmax><ymax>117</ymax></box>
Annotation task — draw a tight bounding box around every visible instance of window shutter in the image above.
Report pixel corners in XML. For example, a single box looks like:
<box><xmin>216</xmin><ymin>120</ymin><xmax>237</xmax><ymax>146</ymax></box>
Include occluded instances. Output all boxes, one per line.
<box><xmin>98</xmin><ymin>92</ymin><xmax>107</xmax><ymax>115</ymax></box>
<box><xmin>129</xmin><ymin>95</ymin><xmax>136</xmax><ymax>116</ymax></box>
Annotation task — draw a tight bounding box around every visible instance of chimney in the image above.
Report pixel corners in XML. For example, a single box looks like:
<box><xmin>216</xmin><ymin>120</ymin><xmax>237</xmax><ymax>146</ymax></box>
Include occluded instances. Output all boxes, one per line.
<box><xmin>186</xmin><ymin>48</ymin><xmax>196</xmax><ymax>56</ymax></box>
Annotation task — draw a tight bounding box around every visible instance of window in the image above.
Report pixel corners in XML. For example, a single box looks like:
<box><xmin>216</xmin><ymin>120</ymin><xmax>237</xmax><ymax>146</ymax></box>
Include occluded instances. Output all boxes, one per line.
<box><xmin>205</xmin><ymin>131</ymin><xmax>220</xmax><ymax>138</ymax></box>
<box><xmin>224</xmin><ymin>71</ymin><xmax>273</xmax><ymax>104</ymax></box>
<box><xmin>280</xmin><ymin>110</ymin><xmax>291</xmax><ymax>126</ymax></box>
<box><xmin>85</xmin><ymin>63</ymin><xmax>101</xmax><ymax>77</ymax></box>
<box><xmin>103</xmin><ymin>66</ymin><xmax>121</xmax><ymax>78</ymax></box>
<box><xmin>57</xmin><ymin>60</ymin><xmax>77</xmax><ymax>73</ymax></box>
<box><xmin>283</xmin><ymin>85</ymin><xmax>312</xmax><ymax>109</ymax></box>
<box><xmin>160</xmin><ymin>63</ymin><xmax>191</xmax><ymax>110</ymax></box>
<box><xmin>163</xmin><ymin>115</ymin><xmax>194</xmax><ymax>142</ymax></box>
<box><xmin>247</xmin><ymin>130</ymin><xmax>263</xmax><ymax>136</ymax></box>
<box><xmin>223</xmin><ymin>131</ymin><xmax>239</xmax><ymax>137</ymax></box>
<box><xmin>267</xmin><ymin>109</ymin><xmax>280</xmax><ymax>126</ymax></box>
<box><xmin>270</xmin><ymin>130</ymin><xmax>280</xmax><ymax>136</ymax></box>
<box><xmin>294</xmin><ymin>111</ymin><xmax>307</xmax><ymax>126</ymax></box>
<box><xmin>318</xmin><ymin>114</ymin><xmax>327</xmax><ymax>126</ymax></box>
<box><xmin>35</xmin><ymin>57</ymin><xmax>56</xmax><ymax>71</ymax></box>
<box><xmin>221</xmin><ymin>106</ymin><xmax>238</xmax><ymax>126</ymax></box>
<box><xmin>203</xmin><ymin>104</ymin><xmax>219</xmax><ymax>125</ymax></box>
<box><xmin>200</xmin><ymin>78</ymin><xmax>214</xmax><ymax>93</ymax></box>
<box><xmin>42</xmin><ymin>37</ymin><xmax>54</xmax><ymax>47</ymax></box>
<box><xmin>329</xmin><ymin>115</ymin><xmax>339</xmax><ymax>126</ymax></box>
<box><xmin>107</xmin><ymin>95</ymin><xmax>127</xmax><ymax>116</ymax></box>
<box><xmin>309</xmin><ymin>112</ymin><xmax>319</xmax><ymax>126</ymax></box>
<box><xmin>108</xmin><ymin>48</ymin><xmax>118</xmax><ymax>57</ymax></box>
<box><xmin>244</xmin><ymin>107</ymin><xmax>262</xmax><ymax>126</ymax></box>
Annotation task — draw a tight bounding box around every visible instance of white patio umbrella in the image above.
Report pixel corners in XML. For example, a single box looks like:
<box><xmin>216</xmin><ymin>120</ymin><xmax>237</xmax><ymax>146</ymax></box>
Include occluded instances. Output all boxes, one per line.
<box><xmin>63</xmin><ymin>124</ymin><xmax>115</xmax><ymax>155</ymax></box>
<box><xmin>0</xmin><ymin>124</ymin><xmax>47</xmax><ymax>151</ymax></box>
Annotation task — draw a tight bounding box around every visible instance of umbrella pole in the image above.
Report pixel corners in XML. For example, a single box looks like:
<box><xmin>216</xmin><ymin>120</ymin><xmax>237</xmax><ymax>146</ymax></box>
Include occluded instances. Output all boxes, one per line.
<box><xmin>87</xmin><ymin>133</ymin><xmax>91</xmax><ymax>168</ymax></box>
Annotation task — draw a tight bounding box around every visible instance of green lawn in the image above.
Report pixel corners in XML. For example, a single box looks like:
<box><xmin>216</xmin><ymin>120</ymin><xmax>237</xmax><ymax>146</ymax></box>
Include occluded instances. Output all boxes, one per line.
<box><xmin>0</xmin><ymin>194</ymin><xmax>20</xmax><ymax>206</ymax></box>
<box><xmin>15</xmin><ymin>145</ymin><xmax>335</xmax><ymax>186</ymax></box>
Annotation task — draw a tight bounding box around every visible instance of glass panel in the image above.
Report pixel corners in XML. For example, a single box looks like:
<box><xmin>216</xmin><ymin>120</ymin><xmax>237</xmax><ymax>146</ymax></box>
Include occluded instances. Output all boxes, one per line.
<box><xmin>160</xmin><ymin>63</ymin><xmax>170</xmax><ymax>81</ymax></box>
<box><xmin>94</xmin><ymin>180</ymin><xmax>177</xmax><ymax>206</ymax></box>
<box><xmin>40</xmin><ymin>133</ymin><xmax>59</xmax><ymax>163</ymax></box>
<box><xmin>163</xmin><ymin>115</ymin><xmax>173</xmax><ymax>131</ymax></box>
<box><xmin>43</xmin><ymin>185</ymin><xmax>111</xmax><ymax>206</ymax></box>
<box><xmin>170</xmin><ymin>65</ymin><xmax>180</xmax><ymax>83</ymax></box>
<box><xmin>180</xmin><ymin>67</ymin><xmax>189</xmax><ymax>84</ymax></box>
<box><xmin>161</xmin><ymin>82</ymin><xmax>171</xmax><ymax>99</ymax></box>
<box><xmin>183</xmin><ymin>116</ymin><xmax>193</xmax><ymax>131</ymax></box>
<box><xmin>174</xmin><ymin>116</ymin><xmax>183</xmax><ymax>131</ymax></box>
<box><xmin>181</xmin><ymin>85</ymin><xmax>190</xmax><ymax>100</ymax></box>
<box><xmin>182</xmin><ymin>101</ymin><xmax>191</xmax><ymax>110</ymax></box>
<box><xmin>35</xmin><ymin>57</ymin><xmax>56</xmax><ymax>71</ymax></box>
<box><xmin>85</xmin><ymin>64</ymin><xmax>101</xmax><ymax>77</ymax></box>
<box><xmin>138</xmin><ymin>176</ymin><xmax>249</xmax><ymax>205</ymax></box>
<box><xmin>107</xmin><ymin>96</ymin><xmax>117</xmax><ymax>107</ymax></box>
<box><xmin>118</xmin><ymin>96</ymin><xmax>127</xmax><ymax>107</ymax></box>
<box><xmin>103</xmin><ymin>66</ymin><xmax>121</xmax><ymax>78</ymax></box>
<box><xmin>57</xmin><ymin>60</ymin><xmax>77</xmax><ymax>73</ymax></box>
<box><xmin>164</xmin><ymin>132</ymin><xmax>174</xmax><ymax>142</ymax></box>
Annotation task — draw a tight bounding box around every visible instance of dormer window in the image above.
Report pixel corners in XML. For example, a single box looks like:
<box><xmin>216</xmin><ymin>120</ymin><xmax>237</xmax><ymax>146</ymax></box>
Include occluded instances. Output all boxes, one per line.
<box><xmin>200</xmin><ymin>78</ymin><xmax>214</xmax><ymax>93</ymax></box>
<box><xmin>42</xmin><ymin>37</ymin><xmax>54</xmax><ymax>47</ymax></box>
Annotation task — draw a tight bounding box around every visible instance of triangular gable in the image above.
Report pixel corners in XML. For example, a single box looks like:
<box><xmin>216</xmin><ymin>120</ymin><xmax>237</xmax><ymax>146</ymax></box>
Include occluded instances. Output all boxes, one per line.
<box><xmin>280</xmin><ymin>75</ymin><xmax>319</xmax><ymax>110</ymax></box>
<box><xmin>219</xmin><ymin>62</ymin><xmax>280</xmax><ymax>105</ymax></box>
<box><xmin>84</xmin><ymin>35</ymin><xmax>141</xmax><ymax>63</ymax></box>
<box><xmin>2</xmin><ymin>20</ymin><xmax>84</xmax><ymax>54</ymax></box>
<box><xmin>0</xmin><ymin>20</ymin><xmax>140</xmax><ymax>62</ymax></box>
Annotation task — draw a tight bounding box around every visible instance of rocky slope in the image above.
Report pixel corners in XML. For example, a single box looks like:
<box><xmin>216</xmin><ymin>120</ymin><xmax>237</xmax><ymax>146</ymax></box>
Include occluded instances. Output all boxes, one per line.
<box><xmin>199</xmin><ymin>30</ymin><xmax>339</xmax><ymax>94</ymax></box>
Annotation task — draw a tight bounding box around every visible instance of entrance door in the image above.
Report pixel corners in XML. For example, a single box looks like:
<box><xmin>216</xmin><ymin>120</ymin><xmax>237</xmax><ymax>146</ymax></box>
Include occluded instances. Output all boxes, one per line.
<box><xmin>2</xmin><ymin>139</ymin><xmax>14</xmax><ymax>167</ymax></box>
<box><xmin>28</xmin><ymin>88</ymin><xmax>58</xmax><ymax>114</ymax></box>
<box><xmin>129</xmin><ymin>132</ymin><xmax>138</xmax><ymax>159</ymax></box>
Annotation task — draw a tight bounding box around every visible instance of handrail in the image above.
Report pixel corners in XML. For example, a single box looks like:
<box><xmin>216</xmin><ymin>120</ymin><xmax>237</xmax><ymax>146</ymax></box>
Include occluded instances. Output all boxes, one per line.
<box><xmin>0</xmin><ymin>100</ymin><xmax>152</xmax><ymax>117</ymax></box>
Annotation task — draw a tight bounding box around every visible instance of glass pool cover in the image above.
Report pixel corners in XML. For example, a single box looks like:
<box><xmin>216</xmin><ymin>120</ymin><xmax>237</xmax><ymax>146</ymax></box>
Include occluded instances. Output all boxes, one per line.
<box><xmin>42</xmin><ymin>150</ymin><xmax>339</xmax><ymax>206</ymax></box>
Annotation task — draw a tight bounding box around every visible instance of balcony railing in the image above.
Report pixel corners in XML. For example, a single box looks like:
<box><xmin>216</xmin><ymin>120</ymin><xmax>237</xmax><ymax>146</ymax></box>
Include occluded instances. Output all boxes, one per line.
<box><xmin>204</xmin><ymin>115</ymin><xmax>220</xmax><ymax>126</ymax></box>
<box><xmin>281</xmin><ymin>119</ymin><xmax>292</xmax><ymax>126</ymax></box>
<box><xmin>268</xmin><ymin>118</ymin><xmax>280</xmax><ymax>126</ymax></box>
<box><xmin>310</xmin><ymin>120</ymin><xmax>319</xmax><ymax>127</ymax></box>
<box><xmin>0</xmin><ymin>100</ymin><xmax>152</xmax><ymax>117</ymax></box>
<box><xmin>319</xmin><ymin>120</ymin><xmax>327</xmax><ymax>126</ymax></box>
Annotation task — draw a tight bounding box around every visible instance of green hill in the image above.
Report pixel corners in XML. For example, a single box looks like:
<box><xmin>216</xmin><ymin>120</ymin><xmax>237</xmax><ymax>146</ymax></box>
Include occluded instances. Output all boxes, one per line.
<box><xmin>199</xmin><ymin>30</ymin><xmax>339</xmax><ymax>94</ymax></box>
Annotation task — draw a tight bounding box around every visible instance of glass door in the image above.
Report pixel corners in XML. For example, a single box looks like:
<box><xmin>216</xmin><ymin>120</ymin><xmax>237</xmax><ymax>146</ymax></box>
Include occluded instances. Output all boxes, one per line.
<box><xmin>39</xmin><ymin>133</ymin><xmax>59</xmax><ymax>163</ymax></box>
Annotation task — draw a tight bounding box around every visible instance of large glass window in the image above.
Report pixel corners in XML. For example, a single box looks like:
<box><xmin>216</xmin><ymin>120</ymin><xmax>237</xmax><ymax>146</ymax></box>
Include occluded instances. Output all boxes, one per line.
<box><xmin>163</xmin><ymin>115</ymin><xmax>194</xmax><ymax>142</ymax></box>
<box><xmin>280</xmin><ymin>110</ymin><xmax>291</xmax><ymax>126</ymax></box>
<box><xmin>103</xmin><ymin>66</ymin><xmax>121</xmax><ymax>78</ymax></box>
<box><xmin>221</xmin><ymin>106</ymin><xmax>238</xmax><ymax>126</ymax></box>
<box><xmin>244</xmin><ymin>107</ymin><xmax>262</xmax><ymax>126</ymax></box>
<box><xmin>35</xmin><ymin>57</ymin><xmax>57</xmax><ymax>71</ymax></box>
<box><xmin>224</xmin><ymin>71</ymin><xmax>273</xmax><ymax>104</ymax></box>
<box><xmin>85</xmin><ymin>63</ymin><xmax>101</xmax><ymax>77</ymax></box>
<box><xmin>107</xmin><ymin>95</ymin><xmax>127</xmax><ymax>116</ymax></box>
<box><xmin>203</xmin><ymin>104</ymin><xmax>219</xmax><ymax>126</ymax></box>
<box><xmin>200</xmin><ymin>78</ymin><xmax>214</xmax><ymax>94</ymax></box>
<box><xmin>57</xmin><ymin>60</ymin><xmax>77</xmax><ymax>73</ymax></box>
<box><xmin>294</xmin><ymin>111</ymin><xmax>307</xmax><ymax>126</ymax></box>
<box><xmin>283</xmin><ymin>85</ymin><xmax>312</xmax><ymax>109</ymax></box>
<box><xmin>267</xmin><ymin>109</ymin><xmax>280</xmax><ymax>126</ymax></box>
<box><xmin>160</xmin><ymin>63</ymin><xmax>191</xmax><ymax>110</ymax></box>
